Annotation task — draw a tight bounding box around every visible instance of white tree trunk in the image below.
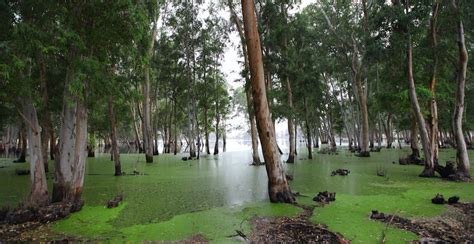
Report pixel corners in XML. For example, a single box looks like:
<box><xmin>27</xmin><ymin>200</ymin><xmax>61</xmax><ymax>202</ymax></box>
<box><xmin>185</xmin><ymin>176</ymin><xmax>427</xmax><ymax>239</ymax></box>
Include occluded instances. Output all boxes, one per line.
<box><xmin>22</xmin><ymin>98</ymin><xmax>49</xmax><ymax>206</ymax></box>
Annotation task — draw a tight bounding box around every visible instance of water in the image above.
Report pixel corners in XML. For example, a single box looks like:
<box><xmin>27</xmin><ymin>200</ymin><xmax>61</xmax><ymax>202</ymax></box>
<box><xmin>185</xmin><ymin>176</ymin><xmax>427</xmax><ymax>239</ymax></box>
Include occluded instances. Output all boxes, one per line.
<box><xmin>0</xmin><ymin>147</ymin><xmax>473</xmax><ymax>243</ymax></box>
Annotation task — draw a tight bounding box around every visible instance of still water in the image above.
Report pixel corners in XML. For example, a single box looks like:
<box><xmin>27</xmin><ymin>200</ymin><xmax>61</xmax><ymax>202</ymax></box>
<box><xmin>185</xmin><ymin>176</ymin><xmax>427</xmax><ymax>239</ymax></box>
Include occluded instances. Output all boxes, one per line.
<box><xmin>0</xmin><ymin>143</ymin><xmax>473</xmax><ymax>242</ymax></box>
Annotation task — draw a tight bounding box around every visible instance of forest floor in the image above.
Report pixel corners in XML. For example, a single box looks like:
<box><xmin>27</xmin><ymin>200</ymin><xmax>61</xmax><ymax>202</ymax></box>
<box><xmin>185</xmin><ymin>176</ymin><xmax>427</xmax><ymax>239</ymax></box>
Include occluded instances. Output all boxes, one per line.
<box><xmin>0</xmin><ymin>148</ymin><xmax>473</xmax><ymax>243</ymax></box>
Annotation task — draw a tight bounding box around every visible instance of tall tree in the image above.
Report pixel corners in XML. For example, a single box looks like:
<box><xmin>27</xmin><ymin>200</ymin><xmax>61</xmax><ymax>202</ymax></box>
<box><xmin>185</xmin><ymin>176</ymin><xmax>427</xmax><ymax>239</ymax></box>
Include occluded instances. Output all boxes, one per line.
<box><xmin>403</xmin><ymin>0</ymin><xmax>435</xmax><ymax>177</ymax></box>
<box><xmin>228</xmin><ymin>0</ymin><xmax>261</xmax><ymax>164</ymax></box>
<box><xmin>142</xmin><ymin>2</ymin><xmax>161</xmax><ymax>163</ymax></box>
<box><xmin>451</xmin><ymin>0</ymin><xmax>470</xmax><ymax>181</ymax></box>
<box><xmin>241</xmin><ymin>0</ymin><xmax>294</xmax><ymax>203</ymax></box>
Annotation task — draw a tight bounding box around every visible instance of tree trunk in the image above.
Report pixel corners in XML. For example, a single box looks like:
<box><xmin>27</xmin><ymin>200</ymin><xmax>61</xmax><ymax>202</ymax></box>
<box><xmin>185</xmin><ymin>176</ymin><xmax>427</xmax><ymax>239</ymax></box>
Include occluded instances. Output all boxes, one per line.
<box><xmin>131</xmin><ymin>106</ymin><xmax>142</xmax><ymax>153</ymax></box>
<box><xmin>49</xmin><ymin>129</ymin><xmax>55</xmax><ymax>161</ymax></box>
<box><xmin>247</xmin><ymin>88</ymin><xmax>261</xmax><ymax>164</ymax></box>
<box><xmin>142</xmin><ymin>21</ymin><xmax>158</xmax><ymax>163</ymax></box>
<box><xmin>242</xmin><ymin>0</ymin><xmax>294</xmax><ymax>203</ymax></box>
<box><xmin>22</xmin><ymin>98</ymin><xmax>49</xmax><ymax>207</ymax></box>
<box><xmin>451</xmin><ymin>0</ymin><xmax>470</xmax><ymax>181</ymax></box>
<box><xmin>223</xmin><ymin>128</ymin><xmax>227</xmax><ymax>152</ymax></box>
<box><xmin>294</xmin><ymin>123</ymin><xmax>298</xmax><ymax>155</ymax></box>
<box><xmin>396</xmin><ymin>130</ymin><xmax>402</xmax><ymax>149</ymax></box>
<box><xmin>52</xmin><ymin>69</ymin><xmax>88</xmax><ymax>205</ymax></box>
<box><xmin>174</xmin><ymin>99</ymin><xmax>178</xmax><ymax>155</ymax></box>
<box><xmin>194</xmin><ymin>104</ymin><xmax>201</xmax><ymax>159</ymax></box>
<box><xmin>87</xmin><ymin>132</ymin><xmax>95</xmax><ymax>158</ymax></box>
<box><xmin>228</xmin><ymin>0</ymin><xmax>261</xmax><ymax>164</ymax></box>
<box><xmin>214</xmin><ymin>98</ymin><xmax>220</xmax><ymax>155</ymax></box>
<box><xmin>281</xmin><ymin>5</ymin><xmax>295</xmax><ymax>163</ymax></box>
<box><xmin>109</xmin><ymin>96</ymin><xmax>122</xmax><ymax>176</ymax></box>
<box><xmin>355</xmin><ymin>73</ymin><xmax>370</xmax><ymax>157</ymax></box>
<box><xmin>407</xmin><ymin>32</ymin><xmax>434</xmax><ymax>177</ymax></box>
<box><xmin>15</xmin><ymin>126</ymin><xmax>27</xmax><ymax>162</ymax></box>
<box><xmin>427</xmin><ymin>0</ymin><xmax>440</xmax><ymax>166</ymax></box>
<box><xmin>204</xmin><ymin>106</ymin><xmax>210</xmax><ymax>155</ymax></box>
<box><xmin>304</xmin><ymin>97</ymin><xmax>312</xmax><ymax>160</ymax></box>
<box><xmin>314</xmin><ymin>127</ymin><xmax>319</xmax><ymax>149</ymax></box>
<box><xmin>38</xmin><ymin>55</ymin><xmax>51</xmax><ymax>172</ymax></box>
<box><xmin>410</xmin><ymin>116</ymin><xmax>420</xmax><ymax>159</ymax></box>
<box><xmin>384</xmin><ymin>113</ymin><xmax>393</xmax><ymax>148</ymax></box>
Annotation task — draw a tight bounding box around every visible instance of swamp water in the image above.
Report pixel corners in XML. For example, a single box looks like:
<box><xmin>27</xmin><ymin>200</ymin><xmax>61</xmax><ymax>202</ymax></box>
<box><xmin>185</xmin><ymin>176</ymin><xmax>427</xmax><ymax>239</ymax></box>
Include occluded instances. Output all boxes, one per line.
<box><xmin>0</xmin><ymin>148</ymin><xmax>473</xmax><ymax>243</ymax></box>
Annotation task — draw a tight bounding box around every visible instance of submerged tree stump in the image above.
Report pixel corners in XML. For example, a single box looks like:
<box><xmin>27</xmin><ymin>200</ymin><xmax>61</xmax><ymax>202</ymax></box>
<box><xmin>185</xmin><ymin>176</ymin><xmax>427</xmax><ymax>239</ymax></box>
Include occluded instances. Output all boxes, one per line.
<box><xmin>331</xmin><ymin>169</ymin><xmax>350</xmax><ymax>176</ymax></box>
<box><xmin>106</xmin><ymin>195</ymin><xmax>123</xmax><ymax>208</ymax></box>
<box><xmin>313</xmin><ymin>191</ymin><xmax>336</xmax><ymax>204</ymax></box>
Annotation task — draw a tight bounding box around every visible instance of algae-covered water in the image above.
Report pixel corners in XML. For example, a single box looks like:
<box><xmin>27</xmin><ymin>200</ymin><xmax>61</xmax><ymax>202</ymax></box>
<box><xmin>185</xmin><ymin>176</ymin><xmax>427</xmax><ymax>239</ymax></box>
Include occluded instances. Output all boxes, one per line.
<box><xmin>0</xmin><ymin>148</ymin><xmax>473</xmax><ymax>243</ymax></box>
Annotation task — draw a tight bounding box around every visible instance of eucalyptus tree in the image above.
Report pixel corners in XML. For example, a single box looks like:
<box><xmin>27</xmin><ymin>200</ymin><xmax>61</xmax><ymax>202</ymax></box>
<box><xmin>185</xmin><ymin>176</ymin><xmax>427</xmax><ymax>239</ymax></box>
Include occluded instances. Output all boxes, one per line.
<box><xmin>138</xmin><ymin>0</ymin><xmax>162</xmax><ymax>163</ymax></box>
<box><xmin>0</xmin><ymin>0</ymin><xmax>59</xmax><ymax>206</ymax></box>
<box><xmin>197</xmin><ymin>5</ymin><xmax>228</xmax><ymax>156</ymax></box>
<box><xmin>241</xmin><ymin>0</ymin><xmax>294</xmax><ymax>203</ymax></box>
<box><xmin>228</xmin><ymin>0</ymin><xmax>262</xmax><ymax>164</ymax></box>
<box><xmin>450</xmin><ymin>0</ymin><xmax>470</xmax><ymax>181</ymax></box>
<box><xmin>50</xmin><ymin>1</ymin><xmax>148</xmax><ymax>204</ymax></box>
<box><xmin>317</xmin><ymin>0</ymin><xmax>372</xmax><ymax>157</ymax></box>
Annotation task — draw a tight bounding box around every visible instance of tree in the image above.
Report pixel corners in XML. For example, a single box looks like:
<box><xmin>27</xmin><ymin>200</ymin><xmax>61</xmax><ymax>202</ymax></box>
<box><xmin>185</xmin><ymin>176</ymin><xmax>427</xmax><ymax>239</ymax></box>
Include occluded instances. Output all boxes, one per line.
<box><xmin>241</xmin><ymin>0</ymin><xmax>294</xmax><ymax>203</ymax></box>
<box><xmin>228</xmin><ymin>0</ymin><xmax>261</xmax><ymax>164</ymax></box>
<box><xmin>451</xmin><ymin>0</ymin><xmax>471</xmax><ymax>181</ymax></box>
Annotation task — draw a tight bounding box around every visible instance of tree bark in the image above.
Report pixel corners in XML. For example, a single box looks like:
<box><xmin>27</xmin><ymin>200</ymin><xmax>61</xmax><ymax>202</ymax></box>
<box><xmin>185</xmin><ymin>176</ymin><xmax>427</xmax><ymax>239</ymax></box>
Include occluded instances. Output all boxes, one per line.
<box><xmin>228</xmin><ymin>0</ymin><xmax>262</xmax><ymax>164</ymax></box>
<box><xmin>38</xmin><ymin>55</ymin><xmax>52</xmax><ymax>172</ymax></box>
<box><xmin>384</xmin><ymin>113</ymin><xmax>393</xmax><ymax>148</ymax></box>
<box><xmin>280</xmin><ymin>3</ymin><xmax>296</xmax><ymax>163</ymax></box>
<box><xmin>214</xmin><ymin>97</ymin><xmax>220</xmax><ymax>155</ymax></box>
<box><xmin>355</xmin><ymin>73</ymin><xmax>370</xmax><ymax>156</ymax></box>
<box><xmin>143</xmin><ymin>20</ymin><xmax>158</xmax><ymax>163</ymax></box>
<box><xmin>108</xmin><ymin>96</ymin><xmax>122</xmax><ymax>176</ymax></box>
<box><xmin>21</xmin><ymin>98</ymin><xmax>49</xmax><ymax>207</ymax></box>
<box><xmin>304</xmin><ymin>97</ymin><xmax>312</xmax><ymax>159</ymax></box>
<box><xmin>131</xmin><ymin>105</ymin><xmax>142</xmax><ymax>153</ymax></box>
<box><xmin>52</xmin><ymin>68</ymin><xmax>88</xmax><ymax>204</ymax></box>
<box><xmin>427</xmin><ymin>0</ymin><xmax>440</xmax><ymax>166</ymax></box>
<box><xmin>286</xmin><ymin>77</ymin><xmax>296</xmax><ymax>163</ymax></box>
<box><xmin>49</xmin><ymin>128</ymin><xmax>55</xmax><ymax>161</ymax></box>
<box><xmin>204</xmin><ymin>106</ymin><xmax>210</xmax><ymax>155</ymax></box>
<box><xmin>410</xmin><ymin>116</ymin><xmax>420</xmax><ymax>159</ymax></box>
<box><xmin>451</xmin><ymin>0</ymin><xmax>470</xmax><ymax>180</ymax></box>
<box><xmin>407</xmin><ymin>32</ymin><xmax>434</xmax><ymax>177</ymax></box>
<box><xmin>241</xmin><ymin>0</ymin><xmax>294</xmax><ymax>203</ymax></box>
<box><xmin>16</xmin><ymin>125</ymin><xmax>27</xmax><ymax>162</ymax></box>
<box><xmin>173</xmin><ymin>99</ymin><xmax>178</xmax><ymax>155</ymax></box>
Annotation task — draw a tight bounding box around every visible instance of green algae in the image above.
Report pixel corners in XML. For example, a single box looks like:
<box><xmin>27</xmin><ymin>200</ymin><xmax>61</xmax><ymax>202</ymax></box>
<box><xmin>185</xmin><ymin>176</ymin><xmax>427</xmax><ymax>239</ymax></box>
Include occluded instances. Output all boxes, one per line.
<box><xmin>0</xmin><ymin>148</ymin><xmax>473</xmax><ymax>242</ymax></box>
<box><xmin>53</xmin><ymin>203</ymin><xmax>127</xmax><ymax>240</ymax></box>
<box><xmin>52</xmin><ymin>201</ymin><xmax>301</xmax><ymax>242</ymax></box>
